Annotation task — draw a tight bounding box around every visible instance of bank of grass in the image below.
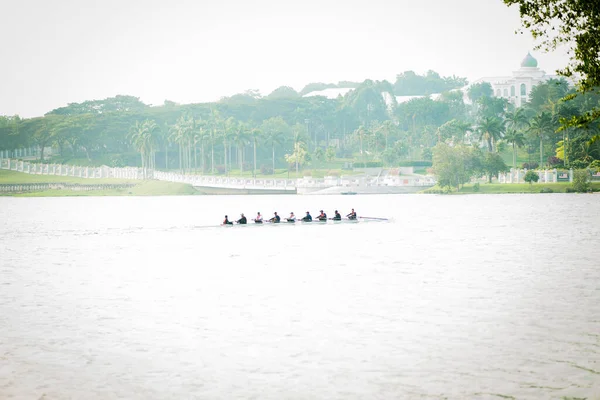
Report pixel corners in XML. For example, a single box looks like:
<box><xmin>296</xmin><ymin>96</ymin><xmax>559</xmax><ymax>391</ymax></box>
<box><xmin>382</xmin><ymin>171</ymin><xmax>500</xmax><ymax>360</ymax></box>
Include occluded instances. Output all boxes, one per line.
<box><xmin>0</xmin><ymin>169</ymin><xmax>134</xmax><ymax>184</ymax></box>
<box><xmin>1</xmin><ymin>170</ymin><xmax>197</xmax><ymax>197</ymax></box>
<box><xmin>421</xmin><ymin>182</ymin><xmax>600</xmax><ymax>194</ymax></box>
<box><xmin>11</xmin><ymin>181</ymin><xmax>198</xmax><ymax>197</ymax></box>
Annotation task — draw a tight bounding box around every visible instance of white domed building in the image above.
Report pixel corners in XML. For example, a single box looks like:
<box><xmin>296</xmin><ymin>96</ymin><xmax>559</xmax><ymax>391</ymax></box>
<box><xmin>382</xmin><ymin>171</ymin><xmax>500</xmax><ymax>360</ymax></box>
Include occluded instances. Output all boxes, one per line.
<box><xmin>470</xmin><ymin>53</ymin><xmax>567</xmax><ymax>107</ymax></box>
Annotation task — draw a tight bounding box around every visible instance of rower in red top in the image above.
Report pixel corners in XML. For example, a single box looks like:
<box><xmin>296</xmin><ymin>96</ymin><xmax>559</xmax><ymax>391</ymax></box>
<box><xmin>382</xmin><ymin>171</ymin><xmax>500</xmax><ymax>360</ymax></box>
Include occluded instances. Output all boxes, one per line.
<box><xmin>316</xmin><ymin>210</ymin><xmax>327</xmax><ymax>221</ymax></box>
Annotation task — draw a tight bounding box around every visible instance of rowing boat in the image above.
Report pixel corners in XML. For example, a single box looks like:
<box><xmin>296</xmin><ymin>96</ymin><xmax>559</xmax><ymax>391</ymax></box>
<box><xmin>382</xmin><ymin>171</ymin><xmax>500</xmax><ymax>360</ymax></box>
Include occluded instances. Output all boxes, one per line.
<box><xmin>220</xmin><ymin>216</ymin><xmax>387</xmax><ymax>227</ymax></box>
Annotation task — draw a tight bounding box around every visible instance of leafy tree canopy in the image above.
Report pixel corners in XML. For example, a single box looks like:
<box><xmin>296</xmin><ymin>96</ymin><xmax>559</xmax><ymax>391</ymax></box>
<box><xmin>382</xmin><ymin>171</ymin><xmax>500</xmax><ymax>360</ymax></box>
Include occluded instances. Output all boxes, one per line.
<box><xmin>48</xmin><ymin>95</ymin><xmax>148</xmax><ymax>115</ymax></box>
<box><xmin>267</xmin><ymin>86</ymin><xmax>300</xmax><ymax>99</ymax></box>
<box><xmin>504</xmin><ymin>0</ymin><xmax>600</xmax><ymax>92</ymax></box>
<box><xmin>394</xmin><ymin>70</ymin><xmax>468</xmax><ymax>96</ymax></box>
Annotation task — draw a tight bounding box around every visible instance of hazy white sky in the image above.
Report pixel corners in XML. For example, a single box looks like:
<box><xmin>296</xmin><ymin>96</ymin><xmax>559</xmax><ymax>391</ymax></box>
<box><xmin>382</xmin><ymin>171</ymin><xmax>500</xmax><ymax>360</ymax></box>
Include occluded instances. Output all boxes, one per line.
<box><xmin>1</xmin><ymin>0</ymin><xmax>570</xmax><ymax>117</ymax></box>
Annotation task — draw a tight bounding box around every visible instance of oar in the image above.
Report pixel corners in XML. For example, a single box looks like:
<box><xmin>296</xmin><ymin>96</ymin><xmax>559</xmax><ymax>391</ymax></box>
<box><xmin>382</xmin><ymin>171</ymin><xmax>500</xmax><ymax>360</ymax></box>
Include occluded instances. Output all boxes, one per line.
<box><xmin>359</xmin><ymin>216</ymin><xmax>389</xmax><ymax>221</ymax></box>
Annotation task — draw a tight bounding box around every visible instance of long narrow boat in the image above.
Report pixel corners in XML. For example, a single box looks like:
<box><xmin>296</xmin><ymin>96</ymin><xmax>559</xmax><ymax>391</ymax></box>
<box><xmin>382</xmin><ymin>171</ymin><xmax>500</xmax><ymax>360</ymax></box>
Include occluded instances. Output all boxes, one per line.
<box><xmin>220</xmin><ymin>216</ymin><xmax>387</xmax><ymax>227</ymax></box>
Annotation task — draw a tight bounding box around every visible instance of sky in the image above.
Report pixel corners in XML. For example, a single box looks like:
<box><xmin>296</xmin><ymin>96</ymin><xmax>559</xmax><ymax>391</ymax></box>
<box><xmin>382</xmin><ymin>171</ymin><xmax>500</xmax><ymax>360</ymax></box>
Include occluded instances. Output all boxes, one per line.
<box><xmin>0</xmin><ymin>0</ymin><xmax>571</xmax><ymax>118</ymax></box>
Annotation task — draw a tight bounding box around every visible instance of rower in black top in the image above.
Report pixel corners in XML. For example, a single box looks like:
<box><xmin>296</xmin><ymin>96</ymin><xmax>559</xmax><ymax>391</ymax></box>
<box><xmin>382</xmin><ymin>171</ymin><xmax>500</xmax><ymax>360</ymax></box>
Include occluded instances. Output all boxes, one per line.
<box><xmin>268</xmin><ymin>212</ymin><xmax>281</xmax><ymax>223</ymax></box>
<box><xmin>316</xmin><ymin>210</ymin><xmax>327</xmax><ymax>221</ymax></box>
<box><xmin>222</xmin><ymin>215</ymin><xmax>233</xmax><ymax>225</ymax></box>
<box><xmin>302</xmin><ymin>211</ymin><xmax>312</xmax><ymax>222</ymax></box>
<box><xmin>236</xmin><ymin>213</ymin><xmax>247</xmax><ymax>224</ymax></box>
<box><xmin>346</xmin><ymin>208</ymin><xmax>357</xmax><ymax>220</ymax></box>
<box><xmin>332</xmin><ymin>210</ymin><xmax>342</xmax><ymax>221</ymax></box>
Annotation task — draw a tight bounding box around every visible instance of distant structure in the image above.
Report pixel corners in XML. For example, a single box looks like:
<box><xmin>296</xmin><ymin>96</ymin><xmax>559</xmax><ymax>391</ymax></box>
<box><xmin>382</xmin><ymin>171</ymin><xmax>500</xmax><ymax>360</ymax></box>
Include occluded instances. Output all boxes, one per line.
<box><xmin>470</xmin><ymin>52</ymin><xmax>567</xmax><ymax>107</ymax></box>
<box><xmin>302</xmin><ymin>53</ymin><xmax>569</xmax><ymax>109</ymax></box>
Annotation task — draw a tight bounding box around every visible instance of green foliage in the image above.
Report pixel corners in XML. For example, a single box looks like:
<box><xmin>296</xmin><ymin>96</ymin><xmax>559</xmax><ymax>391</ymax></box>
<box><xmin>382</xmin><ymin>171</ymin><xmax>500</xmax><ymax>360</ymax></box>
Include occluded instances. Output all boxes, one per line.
<box><xmin>504</xmin><ymin>1</ymin><xmax>600</xmax><ymax>92</ymax></box>
<box><xmin>504</xmin><ymin>0</ymin><xmax>600</xmax><ymax>125</ymax></box>
<box><xmin>353</xmin><ymin>161</ymin><xmax>383</xmax><ymax>168</ymax></box>
<box><xmin>432</xmin><ymin>143</ymin><xmax>481</xmax><ymax>189</ymax></box>
<box><xmin>467</xmin><ymin>82</ymin><xmax>493</xmax><ymax>102</ymax></box>
<box><xmin>540</xmin><ymin>187</ymin><xmax>554</xmax><ymax>193</ymax></box>
<box><xmin>572</xmin><ymin>169</ymin><xmax>591</xmax><ymax>192</ymax></box>
<box><xmin>267</xmin><ymin>86</ymin><xmax>299</xmax><ymax>99</ymax></box>
<box><xmin>477</xmin><ymin>116</ymin><xmax>505</xmax><ymax>152</ymax></box>
<box><xmin>325</xmin><ymin>146</ymin><xmax>336</xmax><ymax>162</ymax></box>
<box><xmin>589</xmin><ymin>159</ymin><xmax>600</xmax><ymax>170</ymax></box>
<box><xmin>397</xmin><ymin>160</ymin><xmax>433</xmax><ymax>167</ymax></box>
<box><xmin>483</xmin><ymin>152</ymin><xmax>509</xmax><ymax>183</ymax></box>
<box><xmin>524</xmin><ymin>170</ymin><xmax>540</xmax><ymax>184</ymax></box>
<box><xmin>393</xmin><ymin>70</ymin><xmax>467</xmax><ymax>96</ymax></box>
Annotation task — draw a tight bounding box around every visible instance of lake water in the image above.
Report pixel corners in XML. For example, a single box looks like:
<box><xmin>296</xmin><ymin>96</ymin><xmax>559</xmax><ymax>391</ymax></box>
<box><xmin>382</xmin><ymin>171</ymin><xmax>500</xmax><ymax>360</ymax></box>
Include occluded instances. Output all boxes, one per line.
<box><xmin>1</xmin><ymin>194</ymin><xmax>599</xmax><ymax>399</ymax></box>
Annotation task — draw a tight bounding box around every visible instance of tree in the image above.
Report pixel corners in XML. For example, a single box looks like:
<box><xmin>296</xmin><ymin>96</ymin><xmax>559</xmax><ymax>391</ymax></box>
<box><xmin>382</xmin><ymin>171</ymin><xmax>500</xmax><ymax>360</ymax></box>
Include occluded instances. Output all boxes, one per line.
<box><xmin>129</xmin><ymin>119</ymin><xmax>159</xmax><ymax>178</ymax></box>
<box><xmin>477</xmin><ymin>116</ymin><xmax>505</xmax><ymax>152</ymax></box>
<box><xmin>524</xmin><ymin>169</ymin><xmax>539</xmax><ymax>184</ymax></box>
<box><xmin>20</xmin><ymin>115</ymin><xmax>62</xmax><ymax>161</ymax></box>
<box><xmin>284</xmin><ymin>142</ymin><xmax>307</xmax><ymax>177</ymax></box>
<box><xmin>267</xmin><ymin>86</ymin><xmax>299</xmax><ymax>99</ymax></box>
<box><xmin>432</xmin><ymin>143</ymin><xmax>480</xmax><ymax>189</ymax></box>
<box><xmin>249</xmin><ymin>128</ymin><xmax>262</xmax><ymax>177</ymax></box>
<box><xmin>572</xmin><ymin>169</ymin><xmax>591</xmax><ymax>192</ymax></box>
<box><xmin>468</xmin><ymin>82</ymin><xmax>493</xmax><ymax>103</ymax></box>
<box><xmin>261</xmin><ymin>117</ymin><xmax>289</xmax><ymax>173</ymax></box>
<box><xmin>483</xmin><ymin>152</ymin><xmax>509</xmax><ymax>183</ymax></box>
<box><xmin>325</xmin><ymin>146</ymin><xmax>336</xmax><ymax>162</ymax></box>
<box><xmin>504</xmin><ymin>0</ymin><xmax>600</xmax><ymax>124</ymax></box>
<box><xmin>529</xmin><ymin>112</ymin><xmax>554</xmax><ymax>167</ymax></box>
<box><xmin>437</xmin><ymin>119</ymin><xmax>472</xmax><ymax>144</ymax></box>
<box><xmin>313</xmin><ymin>147</ymin><xmax>325</xmax><ymax>170</ymax></box>
<box><xmin>503</xmin><ymin>128</ymin><xmax>526</xmax><ymax>168</ymax></box>
<box><xmin>231</xmin><ymin>121</ymin><xmax>249</xmax><ymax>174</ymax></box>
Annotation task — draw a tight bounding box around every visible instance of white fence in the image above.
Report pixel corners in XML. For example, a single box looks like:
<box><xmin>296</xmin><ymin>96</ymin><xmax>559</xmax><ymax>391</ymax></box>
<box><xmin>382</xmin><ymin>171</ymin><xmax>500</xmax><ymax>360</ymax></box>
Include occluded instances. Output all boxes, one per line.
<box><xmin>0</xmin><ymin>159</ymin><xmax>144</xmax><ymax>180</ymax></box>
<box><xmin>153</xmin><ymin>171</ymin><xmax>297</xmax><ymax>191</ymax></box>
<box><xmin>498</xmin><ymin>168</ymin><xmax>573</xmax><ymax>184</ymax></box>
<box><xmin>0</xmin><ymin>146</ymin><xmax>51</xmax><ymax>160</ymax></box>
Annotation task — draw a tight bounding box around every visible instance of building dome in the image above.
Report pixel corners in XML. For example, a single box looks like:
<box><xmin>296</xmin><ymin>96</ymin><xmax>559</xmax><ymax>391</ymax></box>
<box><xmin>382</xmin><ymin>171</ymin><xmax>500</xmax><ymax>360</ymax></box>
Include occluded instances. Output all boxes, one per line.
<box><xmin>521</xmin><ymin>52</ymin><xmax>538</xmax><ymax>68</ymax></box>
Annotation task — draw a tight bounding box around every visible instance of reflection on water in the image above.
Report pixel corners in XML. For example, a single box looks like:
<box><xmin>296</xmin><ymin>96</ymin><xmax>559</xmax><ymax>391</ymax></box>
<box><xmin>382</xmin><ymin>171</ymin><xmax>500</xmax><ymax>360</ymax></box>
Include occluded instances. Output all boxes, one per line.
<box><xmin>1</xmin><ymin>194</ymin><xmax>599</xmax><ymax>399</ymax></box>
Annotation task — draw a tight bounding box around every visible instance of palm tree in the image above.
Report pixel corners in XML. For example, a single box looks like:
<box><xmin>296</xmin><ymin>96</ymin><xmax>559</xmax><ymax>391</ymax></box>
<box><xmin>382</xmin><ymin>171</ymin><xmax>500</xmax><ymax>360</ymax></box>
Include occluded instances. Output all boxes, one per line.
<box><xmin>353</xmin><ymin>125</ymin><xmax>367</xmax><ymax>162</ymax></box>
<box><xmin>261</xmin><ymin>117</ymin><xmax>289</xmax><ymax>174</ymax></box>
<box><xmin>529</xmin><ymin>112</ymin><xmax>554</xmax><ymax>167</ymax></box>
<box><xmin>477</xmin><ymin>116</ymin><xmax>505</xmax><ymax>152</ymax></box>
<box><xmin>503</xmin><ymin>128</ymin><xmax>526</xmax><ymax>168</ymax></box>
<box><xmin>231</xmin><ymin>121</ymin><xmax>249</xmax><ymax>174</ymax></box>
<box><xmin>505</xmin><ymin>107</ymin><xmax>530</xmax><ymax>131</ymax></box>
<box><xmin>207</xmin><ymin>110</ymin><xmax>223</xmax><ymax>174</ymax></box>
<box><xmin>264</xmin><ymin>129</ymin><xmax>284</xmax><ymax>174</ymax></box>
<box><xmin>249</xmin><ymin>127</ymin><xmax>262</xmax><ymax>177</ymax></box>
<box><xmin>129</xmin><ymin>119</ymin><xmax>159</xmax><ymax>178</ymax></box>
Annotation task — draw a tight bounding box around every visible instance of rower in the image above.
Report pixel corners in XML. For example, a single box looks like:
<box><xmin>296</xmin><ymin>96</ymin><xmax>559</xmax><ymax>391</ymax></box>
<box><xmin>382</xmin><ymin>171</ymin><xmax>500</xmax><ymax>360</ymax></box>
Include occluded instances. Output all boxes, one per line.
<box><xmin>332</xmin><ymin>210</ymin><xmax>341</xmax><ymax>221</ymax></box>
<box><xmin>236</xmin><ymin>213</ymin><xmax>247</xmax><ymax>224</ymax></box>
<box><xmin>268</xmin><ymin>212</ymin><xmax>281</xmax><ymax>223</ymax></box>
<box><xmin>286</xmin><ymin>212</ymin><xmax>296</xmax><ymax>222</ymax></box>
<box><xmin>222</xmin><ymin>215</ymin><xmax>233</xmax><ymax>225</ymax></box>
<box><xmin>346</xmin><ymin>208</ymin><xmax>357</xmax><ymax>220</ymax></box>
<box><xmin>301</xmin><ymin>211</ymin><xmax>312</xmax><ymax>222</ymax></box>
<box><xmin>316</xmin><ymin>210</ymin><xmax>327</xmax><ymax>221</ymax></box>
<box><xmin>254</xmin><ymin>212</ymin><xmax>263</xmax><ymax>224</ymax></box>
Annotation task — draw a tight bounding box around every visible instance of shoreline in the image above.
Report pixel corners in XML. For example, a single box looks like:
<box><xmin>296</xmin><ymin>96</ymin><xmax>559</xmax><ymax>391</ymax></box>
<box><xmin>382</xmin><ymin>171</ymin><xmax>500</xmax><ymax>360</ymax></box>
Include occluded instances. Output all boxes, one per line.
<box><xmin>2</xmin><ymin>170</ymin><xmax>598</xmax><ymax>197</ymax></box>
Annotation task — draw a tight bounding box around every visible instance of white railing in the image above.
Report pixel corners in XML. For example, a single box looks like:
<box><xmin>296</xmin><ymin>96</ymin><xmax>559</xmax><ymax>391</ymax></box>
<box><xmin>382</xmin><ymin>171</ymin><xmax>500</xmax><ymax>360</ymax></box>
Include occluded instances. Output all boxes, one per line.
<box><xmin>0</xmin><ymin>146</ymin><xmax>51</xmax><ymax>160</ymax></box>
<box><xmin>497</xmin><ymin>168</ymin><xmax>573</xmax><ymax>184</ymax></box>
<box><xmin>0</xmin><ymin>159</ymin><xmax>144</xmax><ymax>180</ymax></box>
<box><xmin>153</xmin><ymin>171</ymin><xmax>297</xmax><ymax>191</ymax></box>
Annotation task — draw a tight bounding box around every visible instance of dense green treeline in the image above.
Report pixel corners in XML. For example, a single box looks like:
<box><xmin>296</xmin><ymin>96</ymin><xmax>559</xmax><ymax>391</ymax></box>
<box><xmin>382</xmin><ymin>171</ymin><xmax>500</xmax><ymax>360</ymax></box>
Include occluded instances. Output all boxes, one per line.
<box><xmin>1</xmin><ymin>72</ymin><xmax>600</xmax><ymax>179</ymax></box>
